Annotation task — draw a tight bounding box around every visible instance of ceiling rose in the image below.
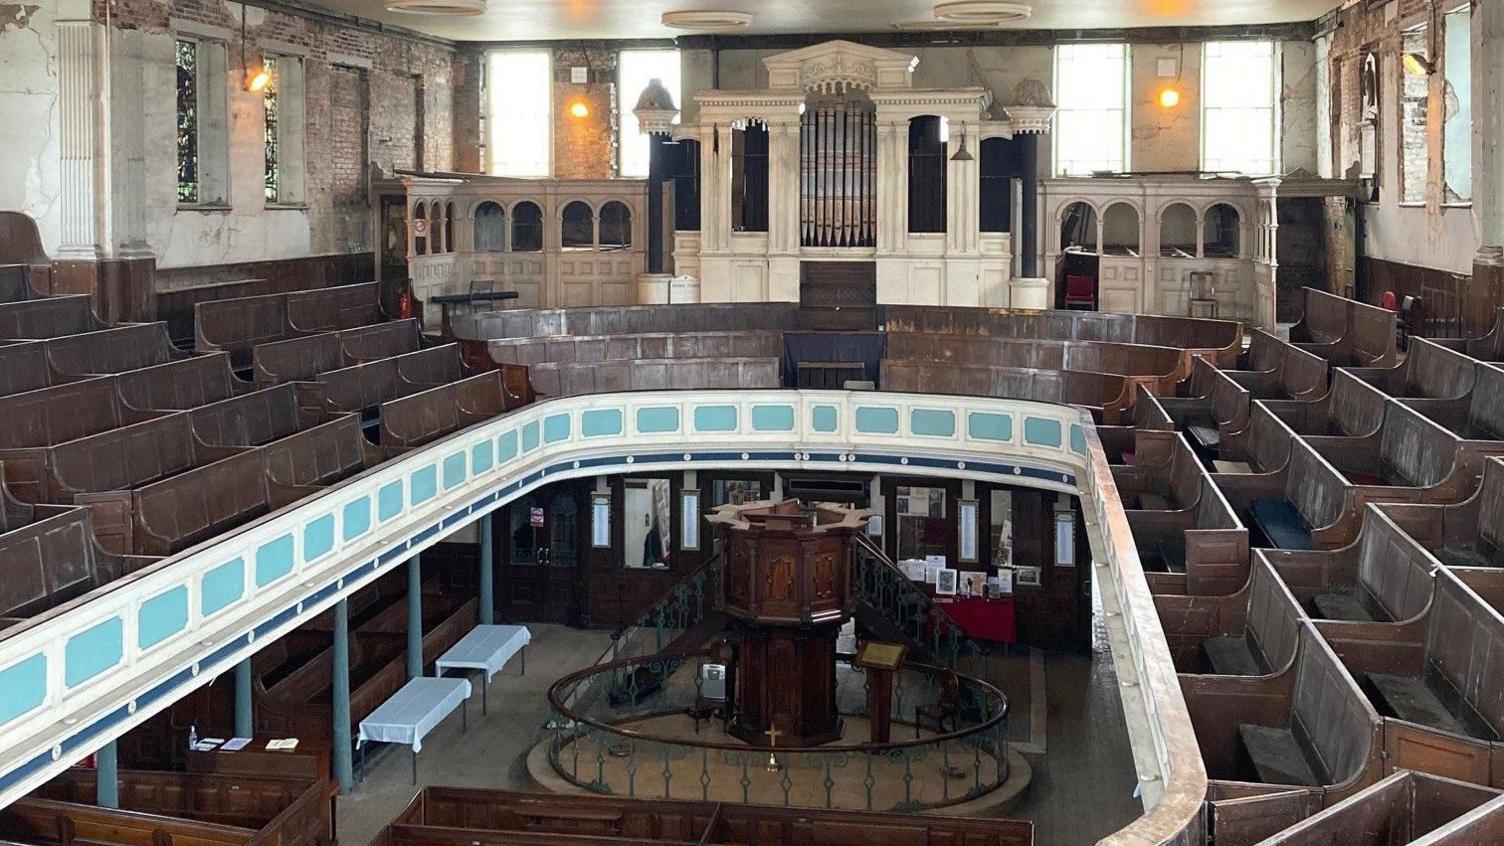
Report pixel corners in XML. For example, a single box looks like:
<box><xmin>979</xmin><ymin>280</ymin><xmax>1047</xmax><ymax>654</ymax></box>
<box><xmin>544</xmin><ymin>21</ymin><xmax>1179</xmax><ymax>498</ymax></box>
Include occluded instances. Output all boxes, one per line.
<box><xmin>385</xmin><ymin>0</ymin><xmax>487</xmax><ymax>15</ymax></box>
<box><xmin>661</xmin><ymin>10</ymin><xmax>754</xmax><ymax>31</ymax></box>
<box><xmin>932</xmin><ymin>2</ymin><xmax>1032</xmax><ymax>23</ymax></box>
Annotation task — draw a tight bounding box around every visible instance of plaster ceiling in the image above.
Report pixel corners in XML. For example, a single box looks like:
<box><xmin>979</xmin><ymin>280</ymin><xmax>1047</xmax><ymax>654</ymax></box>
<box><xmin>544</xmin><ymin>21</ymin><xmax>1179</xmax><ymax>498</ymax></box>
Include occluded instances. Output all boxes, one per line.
<box><xmin>313</xmin><ymin>0</ymin><xmax>1337</xmax><ymax>42</ymax></box>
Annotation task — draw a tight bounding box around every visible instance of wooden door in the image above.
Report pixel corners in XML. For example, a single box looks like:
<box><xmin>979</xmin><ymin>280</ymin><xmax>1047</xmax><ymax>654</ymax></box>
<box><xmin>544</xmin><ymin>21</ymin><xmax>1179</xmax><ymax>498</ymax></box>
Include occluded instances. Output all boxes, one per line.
<box><xmin>501</xmin><ymin>485</ymin><xmax>583</xmax><ymax>624</ymax></box>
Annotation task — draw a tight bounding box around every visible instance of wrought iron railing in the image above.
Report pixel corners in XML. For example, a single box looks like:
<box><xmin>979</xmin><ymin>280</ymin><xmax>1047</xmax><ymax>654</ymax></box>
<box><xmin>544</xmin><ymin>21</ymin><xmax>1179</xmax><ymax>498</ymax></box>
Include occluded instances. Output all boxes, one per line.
<box><xmin>852</xmin><ymin>534</ymin><xmax>986</xmax><ymax>669</ymax></box>
<box><xmin>546</xmin><ymin>650</ymin><xmax>1008</xmax><ymax>813</ymax></box>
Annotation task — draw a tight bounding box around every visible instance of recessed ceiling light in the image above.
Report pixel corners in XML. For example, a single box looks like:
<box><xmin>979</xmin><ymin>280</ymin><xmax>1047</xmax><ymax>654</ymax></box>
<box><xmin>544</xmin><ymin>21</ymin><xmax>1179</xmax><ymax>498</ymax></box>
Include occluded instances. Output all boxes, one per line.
<box><xmin>932</xmin><ymin>2</ymin><xmax>1032</xmax><ymax>23</ymax></box>
<box><xmin>386</xmin><ymin>0</ymin><xmax>487</xmax><ymax>16</ymax></box>
<box><xmin>661</xmin><ymin>10</ymin><xmax>753</xmax><ymax>31</ymax></box>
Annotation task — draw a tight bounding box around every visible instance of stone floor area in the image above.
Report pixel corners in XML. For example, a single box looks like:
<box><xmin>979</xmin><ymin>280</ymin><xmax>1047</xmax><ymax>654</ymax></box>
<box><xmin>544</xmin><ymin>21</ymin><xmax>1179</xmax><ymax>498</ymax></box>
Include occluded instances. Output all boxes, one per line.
<box><xmin>334</xmin><ymin>623</ymin><xmax>1142</xmax><ymax>846</ymax></box>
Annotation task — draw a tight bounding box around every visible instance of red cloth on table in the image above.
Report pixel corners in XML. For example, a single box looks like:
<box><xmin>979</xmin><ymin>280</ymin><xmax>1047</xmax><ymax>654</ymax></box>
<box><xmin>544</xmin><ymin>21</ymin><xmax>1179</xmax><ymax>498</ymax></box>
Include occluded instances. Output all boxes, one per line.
<box><xmin>934</xmin><ymin>596</ymin><xmax>1016</xmax><ymax>643</ymax></box>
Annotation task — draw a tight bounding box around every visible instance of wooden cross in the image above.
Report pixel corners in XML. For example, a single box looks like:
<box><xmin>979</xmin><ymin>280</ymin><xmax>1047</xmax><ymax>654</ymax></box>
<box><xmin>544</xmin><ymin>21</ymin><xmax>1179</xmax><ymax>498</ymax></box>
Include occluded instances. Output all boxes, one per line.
<box><xmin>764</xmin><ymin>726</ymin><xmax>783</xmax><ymax>773</ymax></box>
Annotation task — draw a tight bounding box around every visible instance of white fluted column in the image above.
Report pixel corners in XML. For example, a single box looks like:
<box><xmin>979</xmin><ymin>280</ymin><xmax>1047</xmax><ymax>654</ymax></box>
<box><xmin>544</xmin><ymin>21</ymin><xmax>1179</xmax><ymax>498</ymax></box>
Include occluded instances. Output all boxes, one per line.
<box><xmin>55</xmin><ymin>7</ymin><xmax>109</xmax><ymax>261</ymax></box>
<box><xmin>1477</xmin><ymin>0</ymin><xmax>1504</xmax><ymax>266</ymax></box>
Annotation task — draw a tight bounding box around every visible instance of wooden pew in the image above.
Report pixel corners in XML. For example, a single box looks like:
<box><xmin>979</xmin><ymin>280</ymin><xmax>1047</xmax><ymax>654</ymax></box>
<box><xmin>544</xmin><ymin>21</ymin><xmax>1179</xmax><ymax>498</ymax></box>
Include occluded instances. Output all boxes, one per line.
<box><xmin>1181</xmin><ymin>624</ymin><xmax>1383</xmax><ymax>803</ymax></box>
<box><xmin>115</xmin><ymin>354</ymin><xmax>252</xmax><ymax>413</ymax></box>
<box><xmin>300</xmin><ymin>345</ymin><xmax>467</xmax><ymax>417</ymax></box>
<box><xmin>377</xmin><ymin>372</ymin><xmax>509</xmax><ymax>455</ymax></box>
<box><xmin>1159</xmin><ymin>357</ymin><xmax>1251</xmax><ymax>460</ymax></box>
<box><xmin>1406</xmin><ymin>793</ymin><xmax>1504</xmax><ymax>844</ymax></box>
<box><xmin>1290</xmin><ymin>287</ymin><xmax>1399</xmax><ymax>367</ymax></box>
<box><xmin>252</xmin><ymin>320</ymin><xmax>421</xmax><ymax>388</ymax></box>
<box><xmin>83</xmin><ymin>413</ymin><xmax>377</xmax><ymax>555</ymax></box>
<box><xmin>186</xmin><ymin>384</ymin><xmax>318</xmax><ymax>448</ymax></box>
<box><xmin>486</xmin><ymin>330</ymin><xmax>784</xmax><ymax>367</ymax></box>
<box><xmin>195</xmin><ymin>283</ymin><xmax>379</xmax><ymax>369</ymax></box>
<box><xmin>0</xmin><ymin>798</ymin><xmax>254</xmax><ymax>846</ymax></box>
<box><xmin>1255</xmin><ymin>770</ymin><xmax>1501</xmax><ymax>846</ymax></box>
<box><xmin>1377</xmin><ymin>457</ymin><xmax>1504</xmax><ymax>569</ymax></box>
<box><xmin>1311</xmin><ymin>568</ymin><xmax>1504</xmax><ymax>786</ymax></box>
<box><xmin>0</xmin><ymin>494</ymin><xmax>156</xmax><ymax>619</ymax></box>
<box><xmin>1305</xmin><ymin>400</ymin><xmax>1504</xmax><ymax>503</ymax></box>
<box><xmin>44</xmin><ymin>323</ymin><xmax>188</xmax><ymax>381</ymax></box>
<box><xmin>36</xmin><ymin>769</ymin><xmax>331</xmax><ymax>846</ymax></box>
<box><xmin>1224</xmin><ymin>330</ymin><xmax>1331</xmax><ymax>404</ymax></box>
<box><xmin>0</xmin><ymin>295</ymin><xmax>107</xmax><ymax>340</ymax></box>
<box><xmin>880</xmin><ymin>360</ymin><xmax>1132</xmax><ymax>423</ymax></box>
<box><xmin>884</xmin><ymin>332</ymin><xmax>1190</xmax><ymax>394</ymax></box>
<box><xmin>285</xmin><ymin>282</ymin><xmax>381</xmax><ymax>333</ymax></box>
<box><xmin>448</xmin><ymin>303</ymin><xmax>801</xmax><ymax>342</ymax></box>
<box><xmin>1213</xmin><ymin>411</ymin><xmax>1359</xmax><ymax>550</ymax></box>
<box><xmin>1261</xmin><ymin>505</ymin><xmax>1436</xmax><ymax>624</ymax></box>
<box><xmin>1154</xmin><ymin>552</ymin><xmax>1303</xmax><ymax>675</ymax></box>
<box><xmin>0</xmin><ymin>263</ymin><xmax>42</xmax><ymax>304</ymax></box>
<box><xmin>1346</xmin><ymin>338</ymin><xmax>1481</xmax><ymax>401</ymax></box>
<box><xmin>1251</xmin><ymin>368</ymin><xmax>1387</xmax><ymax>441</ymax></box>
<box><xmin>527</xmin><ymin>358</ymin><xmax>783</xmax><ymax>399</ymax></box>
<box><xmin>1404</xmin><ymin>360</ymin><xmax>1504</xmax><ymax>443</ymax></box>
<box><xmin>0</xmin><ymin>340</ymin><xmax>53</xmax><ymax>398</ymax></box>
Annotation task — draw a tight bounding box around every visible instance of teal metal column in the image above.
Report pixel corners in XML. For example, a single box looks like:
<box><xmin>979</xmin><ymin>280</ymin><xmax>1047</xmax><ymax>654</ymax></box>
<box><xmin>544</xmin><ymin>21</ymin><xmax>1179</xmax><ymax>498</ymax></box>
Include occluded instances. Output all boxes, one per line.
<box><xmin>478</xmin><ymin>515</ymin><xmax>494</xmax><ymax>625</ymax></box>
<box><xmin>332</xmin><ymin>598</ymin><xmax>354</xmax><ymax>793</ymax></box>
<box><xmin>407</xmin><ymin>555</ymin><xmax>423</xmax><ymax>680</ymax></box>
<box><xmin>95</xmin><ymin>740</ymin><xmax>118</xmax><ymax>808</ymax></box>
<box><xmin>234</xmin><ymin>658</ymin><xmax>254</xmax><ymax>738</ymax></box>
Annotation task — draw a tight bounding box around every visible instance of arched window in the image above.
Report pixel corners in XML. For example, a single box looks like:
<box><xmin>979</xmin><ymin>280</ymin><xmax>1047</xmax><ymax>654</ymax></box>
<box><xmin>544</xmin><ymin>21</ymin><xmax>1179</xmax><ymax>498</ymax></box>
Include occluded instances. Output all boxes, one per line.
<box><xmin>561</xmin><ymin>201</ymin><xmax>595</xmax><ymax>249</ymax></box>
<box><xmin>1159</xmin><ymin>203</ymin><xmax>1198</xmax><ymax>258</ymax></box>
<box><xmin>511</xmin><ymin>201</ymin><xmax>543</xmax><ymax>252</ymax></box>
<box><xmin>1060</xmin><ymin>202</ymin><xmax>1097</xmax><ymax>252</ymax></box>
<box><xmin>1203</xmin><ymin>204</ymin><xmax>1241</xmax><ymax>258</ymax></box>
<box><xmin>908</xmin><ymin>116</ymin><xmax>947</xmax><ymax>234</ymax></box>
<box><xmin>474</xmin><ymin>202</ymin><xmax>504</xmax><ymax>252</ymax></box>
<box><xmin>672</xmin><ymin>139</ymin><xmax>701</xmax><ymax>232</ymax></box>
<box><xmin>413</xmin><ymin>202</ymin><xmax>428</xmax><ymax>255</ymax></box>
<box><xmin>445</xmin><ymin>202</ymin><xmax>456</xmax><ymax>253</ymax></box>
<box><xmin>1101</xmin><ymin>203</ymin><xmax>1141</xmax><ymax>256</ymax></box>
<box><xmin>598</xmin><ymin>201</ymin><xmax>632</xmax><ymax>250</ymax></box>
<box><xmin>979</xmin><ymin>137</ymin><xmax>1012</xmax><ymax>234</ymax></box>
<box><xmin>429</xmin><ymin>201</ymin><xmax>445</xmax><ymax>253</ymax></box>
<box><xmin>731</xmin><ymin>123</ymin><xmax>769</xmax><ymax>232</ymax></box>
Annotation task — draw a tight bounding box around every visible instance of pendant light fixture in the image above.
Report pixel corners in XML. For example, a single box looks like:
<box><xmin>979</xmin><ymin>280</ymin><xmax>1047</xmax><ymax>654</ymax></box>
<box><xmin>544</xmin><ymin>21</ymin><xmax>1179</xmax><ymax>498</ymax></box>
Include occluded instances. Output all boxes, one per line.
<box><xmin>950</xmin><ymin>124</ymin><xmax>974</xmax><ymax>162</ymax></box>
<box><xmin>240</xmin><ymin>3</ymin><xmax>270</xmax><ymax>93</ymax></box>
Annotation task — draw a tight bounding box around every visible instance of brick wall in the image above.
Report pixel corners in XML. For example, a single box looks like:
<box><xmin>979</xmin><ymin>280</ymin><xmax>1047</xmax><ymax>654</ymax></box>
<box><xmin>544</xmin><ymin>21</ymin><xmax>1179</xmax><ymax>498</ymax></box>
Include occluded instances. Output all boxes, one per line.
<box><xmin>553</xmin><ymin>47</ymin><xmax>617</xmax><ymax>180</ymax></box>
<box><xmin>101</xmin><ymin>0</ymin><xmax>463</xmax><ymax>259</ymax></box>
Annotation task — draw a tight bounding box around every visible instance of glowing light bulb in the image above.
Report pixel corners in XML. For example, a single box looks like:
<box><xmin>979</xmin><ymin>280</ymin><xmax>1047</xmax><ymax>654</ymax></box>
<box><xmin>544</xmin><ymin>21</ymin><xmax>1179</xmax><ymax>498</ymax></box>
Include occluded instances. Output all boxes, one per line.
<box><xmin>1157</xmin><ymin>87</ymin><xmax>1181</xmax><ymax>109</ymax></box>
<box><xmin>569</xmin><ymin>100</ymin><xmax>590</xmax><ymax>119</ymax></box>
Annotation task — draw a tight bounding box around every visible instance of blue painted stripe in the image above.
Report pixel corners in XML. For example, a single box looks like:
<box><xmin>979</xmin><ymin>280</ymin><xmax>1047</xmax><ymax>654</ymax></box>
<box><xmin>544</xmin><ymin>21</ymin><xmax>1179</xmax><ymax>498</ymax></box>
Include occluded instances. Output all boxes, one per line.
<box><xmin>137</xmin><ymin>587</ymin><xmax>189</xmax><ymax>650</ymax></box>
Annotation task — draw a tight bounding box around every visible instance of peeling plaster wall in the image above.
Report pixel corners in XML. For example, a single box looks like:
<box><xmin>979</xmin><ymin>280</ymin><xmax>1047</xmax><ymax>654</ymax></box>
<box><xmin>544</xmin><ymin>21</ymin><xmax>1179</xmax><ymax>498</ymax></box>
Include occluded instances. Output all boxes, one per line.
<box><xmin>0</xmin><ymin>0</ymin><xmax>61</xmax><ymax>254</ymax></box>
<box><xmin>1130</xmin><ymin>43</ymin><xmax>1201</xmax><ymax>172</ymax></box>
<box><xmin>1281</xmin><ymin>40</ymin><xmax>1319</xmax><ymax>174</ymax></box>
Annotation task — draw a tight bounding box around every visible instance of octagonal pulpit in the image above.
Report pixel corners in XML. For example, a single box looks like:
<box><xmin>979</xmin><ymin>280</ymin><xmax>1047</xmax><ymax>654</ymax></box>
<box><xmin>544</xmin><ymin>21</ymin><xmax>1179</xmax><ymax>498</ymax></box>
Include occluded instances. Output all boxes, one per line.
<box><xmin>707</xmin><ymin>499</ymin><xmax>869</xmax><ymax>747</ymax></box>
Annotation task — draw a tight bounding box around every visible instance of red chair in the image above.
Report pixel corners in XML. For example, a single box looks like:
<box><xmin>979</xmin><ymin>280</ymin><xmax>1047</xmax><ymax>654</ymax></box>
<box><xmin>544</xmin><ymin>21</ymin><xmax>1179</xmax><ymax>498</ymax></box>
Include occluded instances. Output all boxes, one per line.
<box><xmin>1064</xmin><ymin>275</ymin><xmax>1095</xmax><ymax>310</ymax></box>
<box><xmin>1380</xmin><ymin>290</ymin><xmax>1397</xmax><ymax>311</ymax></box>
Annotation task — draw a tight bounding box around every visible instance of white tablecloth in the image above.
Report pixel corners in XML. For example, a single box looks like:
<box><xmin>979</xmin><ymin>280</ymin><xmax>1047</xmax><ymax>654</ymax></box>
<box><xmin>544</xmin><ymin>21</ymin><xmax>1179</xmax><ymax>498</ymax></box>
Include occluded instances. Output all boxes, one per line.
<box><xmin>357</xmin><ymin>677</ymin><xmax>471</xmax><ymax>753</ymax></box>
<box><xmin>434</xmin><ymin>624</ymin><xmax>531</xmax><ymax>683</ymax></box>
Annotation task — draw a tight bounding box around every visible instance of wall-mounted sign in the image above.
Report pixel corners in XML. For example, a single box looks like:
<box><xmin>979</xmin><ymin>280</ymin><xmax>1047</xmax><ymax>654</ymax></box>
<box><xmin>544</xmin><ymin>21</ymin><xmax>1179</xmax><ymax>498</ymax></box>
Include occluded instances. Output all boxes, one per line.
<box><xmin>958</xmin><ymin>499</ymin><xmax>978</xmax><ymax>563</ymax></box>
<box><xmin>680</xmin><ymin>490</ymin><xmax>701</xmax><ymax>550</ymax></box>
<box><xmin>591</xmin><ymin>494</ymin><xmax>611</xmax><ymax>548</ymax></box>
<box><xmin>530</xmin><ymin>507</ymin><xmax>545</xmax><ymax>528</ymax></box>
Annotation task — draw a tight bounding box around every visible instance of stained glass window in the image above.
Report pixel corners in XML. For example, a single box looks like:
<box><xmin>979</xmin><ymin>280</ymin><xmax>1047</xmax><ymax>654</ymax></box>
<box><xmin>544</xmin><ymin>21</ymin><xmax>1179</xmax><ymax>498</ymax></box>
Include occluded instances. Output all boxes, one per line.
<box><xmin>176</xmin><ymin>39</ymin><xmax>199</xmax><ymax>204</ymax></box>
<box><xmin>263</xmin><ymin>57</ymin><xmax>280</xmax><ymax>203</ymax></box>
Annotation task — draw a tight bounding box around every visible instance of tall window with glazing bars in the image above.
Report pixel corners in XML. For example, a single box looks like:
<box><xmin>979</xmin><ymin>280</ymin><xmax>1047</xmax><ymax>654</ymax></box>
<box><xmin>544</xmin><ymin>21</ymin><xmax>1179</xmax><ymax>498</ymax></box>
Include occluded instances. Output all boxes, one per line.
<box><xmin>263</xmin><ymin>57</ymin><xmax>280</xmax><ymax>202</ymax></box>
<box><xmin>176</xmin><ymin>38</ymin><xmax>199</xmax><ymax>203</ymax></box>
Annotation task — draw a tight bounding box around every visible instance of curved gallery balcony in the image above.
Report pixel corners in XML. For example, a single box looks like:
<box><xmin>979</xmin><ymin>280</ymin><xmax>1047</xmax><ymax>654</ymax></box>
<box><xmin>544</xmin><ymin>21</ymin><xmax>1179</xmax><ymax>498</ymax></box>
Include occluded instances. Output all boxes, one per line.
<box><xmin>544</xmin><ymin>650</ymin><xmax>1009</xmax><ymax>813</ymax></box>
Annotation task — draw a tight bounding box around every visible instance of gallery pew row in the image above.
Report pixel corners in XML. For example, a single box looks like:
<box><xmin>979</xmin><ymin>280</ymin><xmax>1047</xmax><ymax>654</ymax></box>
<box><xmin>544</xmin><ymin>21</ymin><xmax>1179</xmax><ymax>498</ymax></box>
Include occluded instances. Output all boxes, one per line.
<box><xmin>373</xmin><ymin>786</ymin><xmax>1034</xmax><ymax>846</ymax></box>
<box><xmin>0</xmin><ymin>322</ymin><xmax>190</xmax><ymax>399</ymax></box>
<box><xmin>0</xmin><ymin>294</ymin><xmax>107</xmax><ymax>340</ymax></box>
<box><xmin>1252</xmin><ymin>770</ymin><xmax>1503</xmax><ymax>846</ymax></box>
<box><xmin>33</xmin><ymin>768</ymin><xmax>332</xmax><ymax>846</ymax></box>
<box><xmin>1444</xmin><ymin>306</ymin><xmax>1504</xmax><ymax>362</ymax></box>
<box><xmin>484</xmin><ymin>330</ymin><xmax>784</xmax><ymax>368</ymax></box>
<box><xmin>1155</xmin><ymin>553</ymin><xmax>1303</xmax><ymax>676</ymax></box>
<box><xmin>0</xmin><ymin>473</ymin><xmax>158</xmax><ymax>620</ymax></box>
<box><xmin>251</xmin><ymin>320</ymin><xmax>422</xmax><ymax>388</ymax></box>
<box><xmin>193</xmin><ymin>282</ymin><xmax>382</xmax><ymax>368</ymax></box>
<box><xmin>883</xmin><ymin>332</ymin><xmax>1192</xmax><ymax>394</ymax></box>
<box><xmin>517</xmin><ymin>358</ymin><xmax>784</xmax><ymax>399</ymax></box>
<box><xmin>1213</xmin><ymin>397</ymin><xmax>1503</xmax><ymax>550</ymax></box>
<box><xmin>447</xmin><ymin>301</ymin><xmax>1244</xmax><ymax>365</ymax></box>
<box><xmin>0</xmin><ymin>262</ymin><xmax>46</xmax><ymax>304</ymax></box>
<box><xmin>1289</xmin><ymin>286</ymin><xmax>1400</xmax><ymax>368</ymax></box>
<box><xmin>879</xmin><ymin>360</ymin><xmax>1132</xmax><ymax>423</ymax></box>
<box><xmin>1111</xmin><ymin>429</ymin><xmax>1248</xmax><ymax>595</ymax></box>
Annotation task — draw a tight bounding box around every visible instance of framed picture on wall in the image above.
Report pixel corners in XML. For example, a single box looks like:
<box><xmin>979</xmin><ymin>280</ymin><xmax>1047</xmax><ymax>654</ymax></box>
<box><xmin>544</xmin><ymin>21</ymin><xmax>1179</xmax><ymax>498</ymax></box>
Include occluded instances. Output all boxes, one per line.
<box><xmin>935</xmin><ymin>568</ymin><xmax>959</xmax><ymax>596</ymax></box>
<box><xmin>960</xmin><ymin>571</ymin><xmax>987</xmax><ymax>598</ymax></box>
<box><xmin>1054</xmin><ymin>511</ymin><xmax>1076</xmax><ymax>567</ymax></box>
<box><xmin>1015</xmin><ymin>565</ymin><xmax>1042</xmax><ymax>588</ymax></box>
<box><xmin>958</xmin><ymin>499</ymin><xmax>979</xmax><ymax>563</ymax></box>
<box><xmin>591</xmin><ymin>492</ymin><xmax>611</xmax><ymax>548</ymax></box>
<box><xmin>680</xmin><ymin>490</ymin><xmax>701</xmax><ymax>550</ymax></box>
